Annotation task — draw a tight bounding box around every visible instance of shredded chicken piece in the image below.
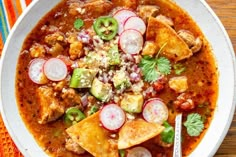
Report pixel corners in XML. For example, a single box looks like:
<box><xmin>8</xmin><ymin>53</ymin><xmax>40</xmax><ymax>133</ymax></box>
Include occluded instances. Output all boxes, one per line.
<box><xmin>153</xmin><ymin>76</ymin><xmax>167</xmax><ymax>92</ymax></box>
<box><xmin>156</xmin><ymin>15</ymin><xmax>174</xmax><ymax>27</ymax></box>
<box><xmin>69</xmin><ymin>41</ymin><xmax>84</xmax><ymax>60</ymax></box>
<box><xmin>61</xmin><ymin>88</ymin><xmax>82</xmax><ymax>106</ymax></box>
<box><xmin>191</xmin><ymin>37</ymin><xmax>203</xmax><ymax>53</ymax></box>
<box><xmin>48</xmin><ymin>43</ymin><xmax>64</xmax><ymax>56</ymax></box>
<box><xmin>29</xmin><ymin>43</ymin><xmax>46</xmax><ymax>58</ymax></box>
<box><xmin>137</xmin><ymin>5</ymin><xmax>160</xmax><ymax>23</ymax></box>
<box><xmin>65</xmin><ymin>138</ymin><xmax>86</xmax><ymax>155</ymax></box>
<box><xmin>45</xmin><ymin>32</ymin><xmax>65</xmax><ymax>46</ymax></box>
<box><xmin>173</xmin><ymin>93</ymin><xmax>195</xmax><ymax>111</ymax></box>
<box><xmin>37</xmin><ymin>86</ymin><xmax>65</xmax><ymax>124</ymax></box>
<box><xmin>68</xmin><ymin>0</ymin><xmax>113</xmax><ymax>17</ymax></box>
<box><xmin>53</xmin><ymin>80</ymin><xmax>67</xmax><ymax>92</ymax></box>
<box><xmin>178</xmin><ymin>30</ymin><xmax>203</xmax><ymax>53</ymax></box>
<box><xmin>178</xmin><ymin>30</ymin><xmax>195</xmax><ymax>47</ymax></box>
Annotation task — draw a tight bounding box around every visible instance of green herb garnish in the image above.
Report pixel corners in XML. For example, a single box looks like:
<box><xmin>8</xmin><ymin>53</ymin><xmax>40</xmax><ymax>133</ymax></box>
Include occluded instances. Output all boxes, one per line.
<box><xmin>173</xmin><ymin>63</ymin><xmax>186</xmax><ymax>75</ymax></box>
<box><xmin>157</xmin><ymin>57</ymin><xmax>172</xmax><ymax>75</ymax></box>
<box><xmin>139</xmin><ymin>43</ymin><xmax>171</xmax><ymax>82</ymax></box>
<box><xmin>88</xmin><ymin>105</ymin><xmax>99</xmax><ymax>115</ymax></box>
<box><xmin>74</xmin><ymin>19</ymin><xmax>84</xmax><ymax>30</ymax></box>
<box><xmin>184</xmin><ymin>113</ymin><xmax>204</xmax><ymax>136</ymax></box>
<box><xmin>161</xmin><ymin>121</ymin><xmax>175</xmax><ymax>144</ymax></box>
<box><xmin>139</xmin><ymin>56</ymin><xmax>171</xmax><ymax>82</ymax></box>
<box><xmin>119</xmin><ymin>149</ymin><xmax>126</xmax><ymax>157</ymax></box>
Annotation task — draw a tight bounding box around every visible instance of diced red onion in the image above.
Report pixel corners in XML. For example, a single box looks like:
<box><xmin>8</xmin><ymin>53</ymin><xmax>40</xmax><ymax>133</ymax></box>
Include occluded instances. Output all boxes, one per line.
<box><xmin>103</xmin><ymin>73</ymin><xmax>109</xmax><ymax>83</ymax></box>
<box><xmin>81</xmin><ymin>94</ymin><xmax>88</xmax><ymax>107</ymax></box>
<box><xmin>78</xmin><ymin>30</ymin><xmax>91</xmax><ymax>44</ymax></box>
<box><xmin>130</xmin><ymin>72</ymin><xmax>141</xmax><ymax>82</ymax></box>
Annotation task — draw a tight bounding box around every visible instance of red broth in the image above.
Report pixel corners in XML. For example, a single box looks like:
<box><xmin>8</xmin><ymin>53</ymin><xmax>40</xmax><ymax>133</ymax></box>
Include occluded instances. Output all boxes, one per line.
<box><xmin>15</xmin><ymin>0</ymin><xmax>218</xmax><ymax>156</ymax></box>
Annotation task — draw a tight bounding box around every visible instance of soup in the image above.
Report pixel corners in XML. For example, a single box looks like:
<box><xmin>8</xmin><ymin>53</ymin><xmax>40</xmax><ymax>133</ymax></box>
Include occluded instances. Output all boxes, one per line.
<box><xmin>15</xmin><ymin>0</ymin><xmax>218</xmax><ymax>156</ymax></box>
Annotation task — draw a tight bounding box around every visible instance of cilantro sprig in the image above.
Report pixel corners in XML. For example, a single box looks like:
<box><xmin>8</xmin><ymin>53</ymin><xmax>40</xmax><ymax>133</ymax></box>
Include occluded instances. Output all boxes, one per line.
<box><xmin>88</xmin><ymin>105</ymin><xmax>99</xmax><ymax>115</ymax></box>
<box><xmin>161</xmin><ymin>121</ymin><xmax>175</xmax><ymax>144</ymax></box>
<box><xmin>119</xmin><ymin>150</ymin><xmax>126</xmax><ymax>157</ymax></box>
<box><xmin>184</xmin><ymin>113</ymin><xmax>204</xmax><ymax>136</ymax></box>
<box><xmin>173</xmin><ymin>63</ymin><xmax>186</xmax><ymax>75</ymax></box>
<box><xmin>139</xmin><ymin>43</ymin><xmax>171</xmax><ymax>82</ymax></box>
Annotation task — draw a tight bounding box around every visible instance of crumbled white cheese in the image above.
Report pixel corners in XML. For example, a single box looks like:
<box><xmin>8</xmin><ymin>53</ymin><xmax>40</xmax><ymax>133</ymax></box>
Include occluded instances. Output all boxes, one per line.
<box><xmin>131</xmin><ymin>80</ymin><xmax>144</xmax><ymax>92</ymax></box>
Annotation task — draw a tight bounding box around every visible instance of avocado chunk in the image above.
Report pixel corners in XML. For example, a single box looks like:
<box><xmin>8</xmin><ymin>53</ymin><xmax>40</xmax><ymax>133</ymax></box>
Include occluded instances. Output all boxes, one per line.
<box><xmin>70</xmin><ymin>68</ymin><xmax>97</xmax><ymax>88</ymax></box>
<box><xmin>113</xmin><ymin>70</ymin><xmax>131</xmax><ymax>90</ymax></box>
<box><xmin>108</xmin><ymin>45</ymin><xmax>121</xmax><ymax>65</ymax></box>
<box><xmin>120</xmin><ymin>93</ymin><xmax>144</xmax><ymax>113</ymax></box>
<box><xmin>90</xmin><ymin>78</ymin><xmax>112</xmax><ymax>102</ymax></box>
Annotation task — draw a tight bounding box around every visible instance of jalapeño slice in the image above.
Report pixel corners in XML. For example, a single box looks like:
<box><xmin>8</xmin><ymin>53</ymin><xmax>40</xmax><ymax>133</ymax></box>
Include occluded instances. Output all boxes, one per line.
<box><xmin>93</xmin><ymin>16</ymin><xmax>118</xmax><ymax>41</ymax></box>
<box><xmin>64</xmin><ymin>107</ymin><xmax>86</xmax><ymax>125</ymax></box>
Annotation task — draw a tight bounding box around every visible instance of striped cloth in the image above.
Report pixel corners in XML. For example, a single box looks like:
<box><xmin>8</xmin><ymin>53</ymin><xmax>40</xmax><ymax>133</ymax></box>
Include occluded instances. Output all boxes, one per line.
<box><xmin>0</xmin><ymin>0</ymin><xmax>32</xmax><ymax>156</ymax></box>
<box><xmin>0</xmin><ymin>0</ymin><xmax>32</xmax><ymax>54</ymax></box>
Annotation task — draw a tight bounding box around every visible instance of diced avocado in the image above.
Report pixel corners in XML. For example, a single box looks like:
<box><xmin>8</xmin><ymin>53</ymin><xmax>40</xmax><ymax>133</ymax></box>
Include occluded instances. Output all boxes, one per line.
<box><xmin>120</xmin><ymin>93</ymin><xmax>144</xmax><ymax>113</ymax></box>
<box><xmin>108</xmin><ymin>45</ymin><xmax>121</xmax><ymax>65</ymax></box>
<box><xmin>90</xmin><ymin>78</ymin><xmax>112</xmax><ymax>102</ymax></box>
<box><xmin>113</xmin><ymin>70</ymin><xmax>131</xmax><ymax>90</ymax></box>
<box><xmin>70</xmin><ymin>68</ymin><xmax>97</xmax><ymax>88</ymax></box>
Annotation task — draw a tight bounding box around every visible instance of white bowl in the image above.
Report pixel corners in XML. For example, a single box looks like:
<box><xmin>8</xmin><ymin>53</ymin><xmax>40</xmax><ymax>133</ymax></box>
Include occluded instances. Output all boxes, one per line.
<box><xmin>0</xmin><ymin>0</ymin><xmax>235</xmax><ymax>156</ymax></box>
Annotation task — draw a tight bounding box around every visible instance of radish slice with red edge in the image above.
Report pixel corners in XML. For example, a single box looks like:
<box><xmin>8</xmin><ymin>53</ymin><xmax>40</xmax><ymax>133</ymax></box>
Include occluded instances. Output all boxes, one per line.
<box><xmin>43</xmin><ymin>58</ymin><xmax>68</xmax><ymax>81</ymax></box>
<box><xmin>100</xmin><ymin>104</ymin><xmax>126</xmax><ymax>131</ymax></box>
<box><xmin>127</xmin><ymin>147</ymin><xmax>152</xmax><ymax>157</ymax></box>
<box><xmin>124</xmin><ymin>16</ymin><xmax>146</xmax><ymax>35</ymax></box>
<box><xmin>142</xmin><ymin>98</ymin><xmax>168</xmax><ymax>124</ymax></box>
<box><xmin>119</xmin><ymin>29</ymin><xmax>143</xmax><ymax>54</ymax></box>
<box><xmin>57</xmin><ymin>55</ymin><xmax>73</xmax><ymax>72</ymax></box>
<box><xmin>28</xmin><ymin>58</ymin><xmax>48</xmax><ymax>84</ymax></box>
<box><xmin>113</xmin><ymin>9</ymin><xmax>137</xmax><ymax>34</ymax></box>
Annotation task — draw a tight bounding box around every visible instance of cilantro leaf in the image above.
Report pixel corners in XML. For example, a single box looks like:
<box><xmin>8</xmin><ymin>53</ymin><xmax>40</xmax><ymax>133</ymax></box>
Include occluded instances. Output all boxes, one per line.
<box><xmin>88</xmin><ymin>105</ymin><xmax>99</xmax><ymax>115</ymax></box>
<box><xmin>139</xmin><ymin>56</ymin><xmax>160</xmax><ymax>82</ymax></box>
<box><xmin>157</xmin><ymin>57</ymin><xmax>171</xmax><ymax>75</ymax></box>
<box><xmin>139</xmin><ymin>56</ymin><xmax>171</xmax><ymax>82</ymax></box>
<box><xmin>173</xmin><ymin>63</ymin><xmax>186</xmax><ymax>75</ymax></box>
<box><xmin>161</xmin><ymin>121</ymin><xmax>175</xmax><ymax>144</ymax></box>
<box><xmin>184</xmin><ymin>113</ymin><xmax>204</xmax><ymax>136</ymax></box>
<box><xmin>119</xmin><ymin>150</ymin><xmax>126</xmax><ymax>157</ymax></box>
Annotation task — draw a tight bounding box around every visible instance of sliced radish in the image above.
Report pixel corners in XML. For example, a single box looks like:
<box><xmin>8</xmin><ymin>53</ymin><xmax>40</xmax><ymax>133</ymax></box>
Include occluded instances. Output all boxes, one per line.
<box><xmin>57</xmin><ymin>55</ymin><xmax>73</xmax><ymax>72</ymax></box>
<box><xmin>100</xmin><ymin>104</ymin><xmax>126</xmax><ymax>131</ymax></box>
<box><xmin>124</xmin><ymin>16</ymin><xmax>146</xmax><ymax>35</ymax></box>
<box><xmin>119</xmin><ymin>29</ymin><xmax>143</xmax><ymax>54</ymax></box>
<box><xmin>142</xmin><ymin>98</ymin><xmax>168</xmax><ymax>124</ymax></box>
<box><xmin>28</xmin><ymin>58</ymin><xmax>48</xmax><ymax>84</ymax></box>
<box><xmin>43</xmin><ymin>58</ymin><xmax>68</xmax><ymax>81</ymax></box>
<box><xmin>113</xmin><ymin>9</ymin><xmax>137</xmax><ymax>34</ymax></box>
<box><xmin>127</xmin><ymin>147</ymin><xmax>152</xmax><ymax>157</ymax></box>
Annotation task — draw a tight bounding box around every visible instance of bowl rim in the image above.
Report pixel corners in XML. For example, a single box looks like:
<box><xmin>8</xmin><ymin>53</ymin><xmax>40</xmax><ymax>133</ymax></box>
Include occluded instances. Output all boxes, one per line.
<box><xmin>0</xmin><ymin>0</ymin><xmax>235</xmax><ymax>156</ymax></box>
<box><xmin>186</xmin><ymin>0</ymin><xmax>236</xmax><ymax>156</ymax></box>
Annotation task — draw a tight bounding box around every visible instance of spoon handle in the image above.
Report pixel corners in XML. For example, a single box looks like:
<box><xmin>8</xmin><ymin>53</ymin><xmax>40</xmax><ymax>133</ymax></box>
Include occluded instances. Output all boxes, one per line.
<box><xmin>173</xmin><ymin>113</ymin><xmax>182</xmax><ymax>157</ymax></box>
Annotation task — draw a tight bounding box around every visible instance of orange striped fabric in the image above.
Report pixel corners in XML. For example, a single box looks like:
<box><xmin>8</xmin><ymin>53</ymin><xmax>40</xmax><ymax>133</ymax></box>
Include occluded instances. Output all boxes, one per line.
<box><xmin>0</xmin><ymin>0</ymin><xmax>32</xmax><ymax>156</ymax></box>
<box><xmin>0</xmin><ymin>0</ymin><xmax>32</xmax><ymax>55</ymax></box>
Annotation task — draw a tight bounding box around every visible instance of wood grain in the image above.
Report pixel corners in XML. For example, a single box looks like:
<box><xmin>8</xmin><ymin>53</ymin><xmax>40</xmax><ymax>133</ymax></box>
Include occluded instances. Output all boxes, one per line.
<box><xmin>206</xmin><ymin>0</ymin><xmax>236</xmax><ymax>156</ymax></box>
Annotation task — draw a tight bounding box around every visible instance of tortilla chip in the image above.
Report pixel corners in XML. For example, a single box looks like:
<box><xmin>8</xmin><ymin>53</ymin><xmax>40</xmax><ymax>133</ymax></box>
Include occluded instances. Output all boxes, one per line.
<box><xmin>118</xmin><ymin>119</ymin><xmax>164</xmax><ymax>149</ymax></box>
<box><xmin>146</xmin><ymin>17</ymin><xmax>192</xmax><ymax>62</ymax></box>
<box><xmin>66</xmin><ymin>112</ymin><xmax>118</xmax><ymax>157</ymax></box>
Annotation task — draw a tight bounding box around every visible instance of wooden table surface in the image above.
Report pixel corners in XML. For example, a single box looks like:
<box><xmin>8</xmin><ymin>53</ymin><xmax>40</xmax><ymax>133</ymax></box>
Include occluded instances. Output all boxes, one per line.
<box><xmin>206</xmin><ymin>0</ymin><xmax>236</xmax><ymax>156</ymax></box>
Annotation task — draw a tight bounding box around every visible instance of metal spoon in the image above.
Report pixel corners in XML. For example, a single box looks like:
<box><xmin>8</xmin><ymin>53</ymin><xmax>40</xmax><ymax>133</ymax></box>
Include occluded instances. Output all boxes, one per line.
<box><xmin>173</xmin><ymin>113</ymin><xmax>182</xmax><ymax>157</ymax></box>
